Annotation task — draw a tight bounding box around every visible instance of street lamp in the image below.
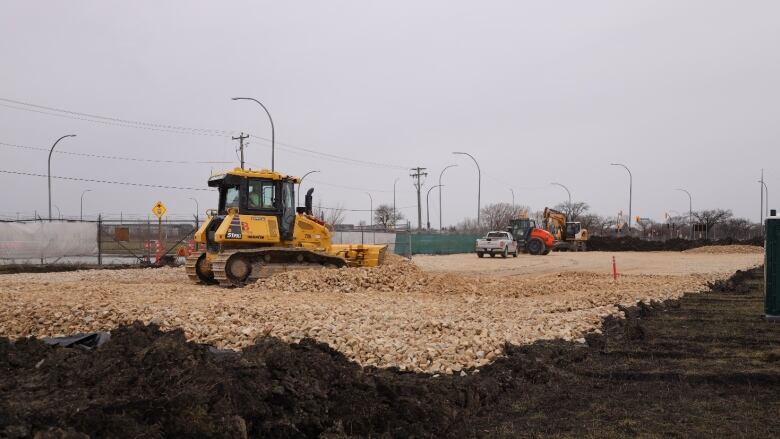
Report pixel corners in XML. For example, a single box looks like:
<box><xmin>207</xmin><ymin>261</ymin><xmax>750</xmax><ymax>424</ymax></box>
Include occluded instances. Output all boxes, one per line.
<box><xmin>80</xmin><ymin>189</ymin><xmax>92</xmax><ymax>221</ymax></box>
<box><xmin>453</xmin><ymin>152</ymin><xmax>481</xmax><ymax>227</ymax></box>
<box><xmin>298</xmin><ymin>170</ymin><xmax>320</xmax><ymax>207</ymax></box>
<box><xmin>426</xmin><ymin>184</ymin><xmax>443</xmax><ymax>230</ymax></box>
<box><xmin>675</xmin><ymin>188</ymin><xmax>693</xmax><ymax>240</ymax></box>
<box><xmin>393</xmin><ymin>177</ymin><xmax>399</xmax><ymax>229</ymax></box>
<box><xmin>188</xmin><ymin>197</ymin><xmax>199</xmax><ymax>228</ymax></box>
<box><xmin>366</xmin><ymin>192</ymin><xmax>374</xmax><ymax>243</ymax></box>
<box><xmin>438</xmin><ymin>164</ymin><xmax>457</xmax><ymax>230</ymax></box>
<box><xmin>610</xmin><ymin>163</ymin><xmax>632</xmax><ymax>233</ymax></box>
<box><xmin>551</xmin><ymin>182</ymin><xmax>572</xmax><ymax>207</ymax></box>
<box><xmin>510</xmin><ymin>188</ymin><xmax>515</xmax><ymax>209</ymax></box>
<box><xmin>48</xmin><ymin>134</ymin><xmax>77</xmax><ymax>220</ymax></box>
<box><xmin>759</xmin><ymin>180</ymin><xmax>769</xmax><ymax>217</ymax></box>
<box><xmin>231</xmin><ymin>97</ymin><xmax>275</xmax><ymax>171</ymax></box>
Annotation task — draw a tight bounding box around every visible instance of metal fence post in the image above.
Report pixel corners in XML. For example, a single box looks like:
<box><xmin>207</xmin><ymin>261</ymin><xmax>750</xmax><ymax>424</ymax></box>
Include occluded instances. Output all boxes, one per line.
<box><xmin>97</xmin><ymin>214</ymin><xmax>103</xmax><ymax>266</ymax></box>
<box><xmin>408</xmin><ymin>230</ymin><xmax>412</xmax><ymax>260</ymax></box>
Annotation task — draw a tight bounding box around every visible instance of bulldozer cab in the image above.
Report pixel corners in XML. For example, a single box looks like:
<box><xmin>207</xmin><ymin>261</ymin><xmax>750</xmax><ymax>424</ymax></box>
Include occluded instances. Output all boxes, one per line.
<box><xmin>209</xmin><ymin>169</ymin><xmax>298</xmax><ymax>241</ymax></box>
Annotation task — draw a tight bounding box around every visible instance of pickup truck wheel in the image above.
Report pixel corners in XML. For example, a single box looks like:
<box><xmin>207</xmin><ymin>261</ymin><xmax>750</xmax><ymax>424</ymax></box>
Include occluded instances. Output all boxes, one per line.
<box><xmin>527</xmin><ymin>238</ymin><xmax>544</xmax><ymax>255</ymax></box>
<box><xmin>501</xmin><ymin>247</ymin><xmax>508</xmax><ymax>258</ymax></box>
<box><xmin>512</xmin><ymin>248</ymin><xmax>518</xmax><ymax>257</ymax></box>
<box><xmin>477</xmin><ymin>252</ymin><xmax>484</xmax><ymax>258</ymax></box>
<box><xmin>490</xmin><ymin>252</ymin><xmax>496</xmax><ymax>258</ymax></box>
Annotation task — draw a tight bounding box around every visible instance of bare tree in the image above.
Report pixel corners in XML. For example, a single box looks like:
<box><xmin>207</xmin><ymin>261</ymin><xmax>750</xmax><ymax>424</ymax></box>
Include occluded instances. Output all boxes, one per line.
<box><xmin>692</xmin><ymin>209</ymin><xmax>733</xmax><ymax>240</ymax></box>
<box><xmin>553</xmin><ymin>201</ymin><xmax>590</xmax><ymax>221</ymax></box>
<box><xmin>454</xmin><ymin>217</ymin><xmax>481</xmax><ymax>233</ymax></box>
<box><xmin>718</xmin><ymin>217</ymin><xmax>755</xmax><ymax>240</ymax></box>
<box><xmin>578</xmin><ymin>213</ymin><xmax>604</xmax><ymax>234</ymax></box>
<box><xmin>313</xmin><ymin>200</ymin><xmax>346</xmax><ymax>231</ymax></box>
<box><xmin>373</xmin><ymin>204</ymin><xmax>404</xmax><ymax>229</ymax></box>
<box><xmin>480</xmin><ymin>203</ymin><xmax>531</xmax><ymax>231</ymax></box>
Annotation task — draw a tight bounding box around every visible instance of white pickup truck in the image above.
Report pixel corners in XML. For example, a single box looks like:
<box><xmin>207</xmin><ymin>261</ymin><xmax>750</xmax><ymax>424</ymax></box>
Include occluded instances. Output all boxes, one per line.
<box><xmin>475</xmin><ymin>231</ymin><xmax>519</xmax><ymax>258</ymax></box>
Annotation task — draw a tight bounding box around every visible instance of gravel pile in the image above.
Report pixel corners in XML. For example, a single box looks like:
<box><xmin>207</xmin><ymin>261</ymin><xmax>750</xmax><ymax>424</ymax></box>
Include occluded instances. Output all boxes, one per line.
<box><xmin>684</xmin><ymin>245</ymin><xmax>764</xmax><ymax>254</ymax></box>
<box><xmin>0</xmin><ymin>254</ymin><xmax>756</xmax><ymax>374</ymax></box>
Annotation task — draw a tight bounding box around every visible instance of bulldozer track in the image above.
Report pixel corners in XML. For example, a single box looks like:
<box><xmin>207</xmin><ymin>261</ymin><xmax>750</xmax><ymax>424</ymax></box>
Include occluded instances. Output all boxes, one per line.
<box><xmin>185</xmin><ymin>252</ymin><xmax>204</xmax><ymax>283</ymax></box>
<box><xmin>210</xmin><ymin>247</ymin><xmax>347</xmax><ymax>288</ymax></box>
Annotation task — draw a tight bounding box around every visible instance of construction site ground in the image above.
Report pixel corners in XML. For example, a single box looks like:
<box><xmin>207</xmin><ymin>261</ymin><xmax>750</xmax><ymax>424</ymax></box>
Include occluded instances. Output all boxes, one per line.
<box><xmin>2</xmin><ymin>262</ymin><xmax>778</xmax><ymax>437</ymax></box>
<box><xmin>0</xmin><ymin>247</ymin><xmax>763</xmax><ymax>377</ymax></box>
<box><xmin>413</xmin><ymin>248</ymin><xmax>763</xmax><ymax>277</ymax></box>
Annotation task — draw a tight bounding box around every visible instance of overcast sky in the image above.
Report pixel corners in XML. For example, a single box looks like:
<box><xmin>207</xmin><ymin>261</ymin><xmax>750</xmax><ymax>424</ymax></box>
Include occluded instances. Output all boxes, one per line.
<box><xmin>2</xmin><ymin>1</ymin><xmax>779</xmax><ymax>226</ymax></box>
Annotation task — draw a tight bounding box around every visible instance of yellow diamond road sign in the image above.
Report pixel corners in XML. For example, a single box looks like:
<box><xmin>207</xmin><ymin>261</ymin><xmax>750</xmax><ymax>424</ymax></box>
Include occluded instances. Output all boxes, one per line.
<box><xmin>152</xmin><ymin>201</ymin><xmax>167</xmax><ymax>219</ymax></box>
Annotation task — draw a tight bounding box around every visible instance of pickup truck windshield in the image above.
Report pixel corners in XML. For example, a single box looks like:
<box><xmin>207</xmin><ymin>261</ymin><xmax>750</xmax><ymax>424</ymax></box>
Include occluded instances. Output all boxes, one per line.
<box><xmin>487</xmin><ymin>232</ymin><xmax>507</xmax><ymax>238</ymax></box>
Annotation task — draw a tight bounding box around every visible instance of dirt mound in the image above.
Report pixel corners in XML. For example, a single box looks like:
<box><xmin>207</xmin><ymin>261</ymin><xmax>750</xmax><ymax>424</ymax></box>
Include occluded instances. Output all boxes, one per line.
<box><xmin>2</xmin><ymin>267</ymin><xmax>779</xmax><ymax>437</ymax></box>
<box><xmin>252</xmin><ymin>254</ymin><xmax>441</xmax><ymax>294</ymax></box>
<box><xmin>587</xmin><ymin>236</ymin><xmax>763</xmax><ymax>252</ymax></box>
<box><xmin>684</xmin><ymin>245</ymin><xmax>764</xmax><ymax>254</ymax></box>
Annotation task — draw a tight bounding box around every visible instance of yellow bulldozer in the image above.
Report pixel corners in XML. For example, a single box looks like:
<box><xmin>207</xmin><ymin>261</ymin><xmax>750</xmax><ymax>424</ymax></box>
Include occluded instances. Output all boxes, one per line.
<box><xmin>187</xmin><ymin>167</ymin><xmax>387</xmax><ymax>287</ymax></box>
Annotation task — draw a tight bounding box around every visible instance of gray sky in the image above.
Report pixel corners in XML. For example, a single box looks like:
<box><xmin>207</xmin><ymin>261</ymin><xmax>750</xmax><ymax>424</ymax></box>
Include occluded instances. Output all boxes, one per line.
<box><xmin>2</xmin><ymin>1</ymin><xmax>779</xmax><ymax>226</ymax></box>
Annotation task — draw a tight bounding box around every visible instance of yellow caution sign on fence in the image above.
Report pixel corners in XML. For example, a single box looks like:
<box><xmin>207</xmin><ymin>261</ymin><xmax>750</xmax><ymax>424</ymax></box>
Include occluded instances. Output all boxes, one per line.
<box><xmin>152</xmin><ymin>201</ymin><xmax>167</xmax><ymax>219</ymax></box>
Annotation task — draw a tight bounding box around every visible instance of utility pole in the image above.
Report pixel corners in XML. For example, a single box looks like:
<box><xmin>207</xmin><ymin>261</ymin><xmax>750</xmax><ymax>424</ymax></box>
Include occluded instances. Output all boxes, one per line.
<box><xmin>232</xmin><ymin>132</ymin><xmax>249</xmax><ymax>169</ymax></box>
<box><xmin>410</xmin><ymin>167</ymin><xmax>428</xmax><ymax>230</ymax></box>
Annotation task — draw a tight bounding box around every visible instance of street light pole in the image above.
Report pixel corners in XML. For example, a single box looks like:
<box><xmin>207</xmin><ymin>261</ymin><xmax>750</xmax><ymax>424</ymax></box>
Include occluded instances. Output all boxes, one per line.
<box><xmin>48</xmin><ymin>134</ymin><xmax>77</xmax><ymax>220</ymax></box>
<box><xmin>80</xmin><ymin>189</ymin><xmax>92</xmax><ymax>221</ymax></box>
<box><xmin>298</xmin><ymin>170</ymin><xmax>320</xmax><ymax>207</ymax></box>
<box><xmin>438</xmin><ymin>164</ymin><xmax>457</xmax><ymax>231</ymax></box>
<box><xmin>232</xmin><ymin>97</ymin><xmax>275</xmax><ymax>171</ymax></box>
<box><xmin>393</xmin><ymin>177</ymin><xmax>399</xmax><ymax>229</ymax></box>
<box><xmin>453</xmin><ymin>152</ymin><xmax>481</xmax><ymax>227</ymax></box>
<box><xmin>427</xmin><ymin>184</ymin><xmax>443</xmax><ymax>230</ymax></box>
<box><xmin>366</xmin><ymin>192</ymin><xmax>374</xmax><ymax>243</ymax></box>
<box><xmin>510</xmin><ymin>188</ymin><xmax>515</xmax><ymax>209</ymax></box>
<box><xmin>760</xmin><ymin>180</ymin><xmax>769</xmax><ymax>218</ymax></box>
<box><xmin>610</xmin><ymin>163</ymin><xmax>632</xmax><ymax>233</ymax></box>
<box><xmin>675</xmin><ymin>188</ymin><xmax>693</xmax><ymax>240</ymax></box>
<box><xmin>188</xmin><ymin>196</ymin><xmax>199</xmax><ymax>228</ymax></box>
<box><xmin>551</xmin><ymin>182</ymin><xmax>572</xmax><ymax>207</ymax></box>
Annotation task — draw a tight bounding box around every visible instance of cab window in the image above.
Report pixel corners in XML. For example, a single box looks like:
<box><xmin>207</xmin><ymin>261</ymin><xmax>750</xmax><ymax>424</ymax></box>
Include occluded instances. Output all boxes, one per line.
<box><xmin>224</xmin><ymin>186</ymin><xmax>240</xmax><ymax>210</ymax></box>
<box><xmin>248</xmin><ymin>180</ymin><xmax>276</xmax><ymax>210</ymax></box>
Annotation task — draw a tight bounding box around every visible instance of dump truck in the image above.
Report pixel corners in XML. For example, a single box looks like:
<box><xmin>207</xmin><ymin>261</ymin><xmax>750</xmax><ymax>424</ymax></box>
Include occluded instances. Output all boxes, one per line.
<box><xmin>186</xmin><ymin>168</ymin><xmax>387</xmax><ymax>287</ymax></box>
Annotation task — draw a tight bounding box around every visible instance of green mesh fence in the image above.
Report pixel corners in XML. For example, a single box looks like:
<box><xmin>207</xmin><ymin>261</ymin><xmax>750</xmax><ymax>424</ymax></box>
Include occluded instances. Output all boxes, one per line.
<box><xmin>394</xmin><ymin>233</ymin><xmax>479</xmax><ymax>255</ymax></box>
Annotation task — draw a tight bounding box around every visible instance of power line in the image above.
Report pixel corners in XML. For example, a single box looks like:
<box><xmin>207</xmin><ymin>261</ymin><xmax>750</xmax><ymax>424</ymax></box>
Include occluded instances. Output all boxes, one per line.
<box><xmin>0</xmin><ymin>169</ymin><xmax>212</xmax><ymax>192</ymax></box>
<box><xmin>0</xmin><ymin>97</ymin><xmax>232</xmax><ymax>136</ymax></box>
<box><xmin>0</xmin><ymin>141</ymin><xmax>233</xmax><ymax>165</ymax></box>
<box><xmin>247</xmin><ymin>134</ymin><xmax>409</xmax><ymax>170</ymax></box>
<box><xmin>0</xmin><ymin>97</ymin><xmax>411</xmax><ymax>170</ymax></box>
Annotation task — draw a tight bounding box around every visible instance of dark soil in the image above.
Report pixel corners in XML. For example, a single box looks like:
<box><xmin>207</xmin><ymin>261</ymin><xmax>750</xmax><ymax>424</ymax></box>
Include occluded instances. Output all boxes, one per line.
<box><xmin>587</xmin><ymin>235</ymin><xmax>763</xmax><ymax>252</ymax></box>
<box><xmin>2</xmin><ymin>268</ymin><xmax>779</xmax><ymax>438</ymax></box>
